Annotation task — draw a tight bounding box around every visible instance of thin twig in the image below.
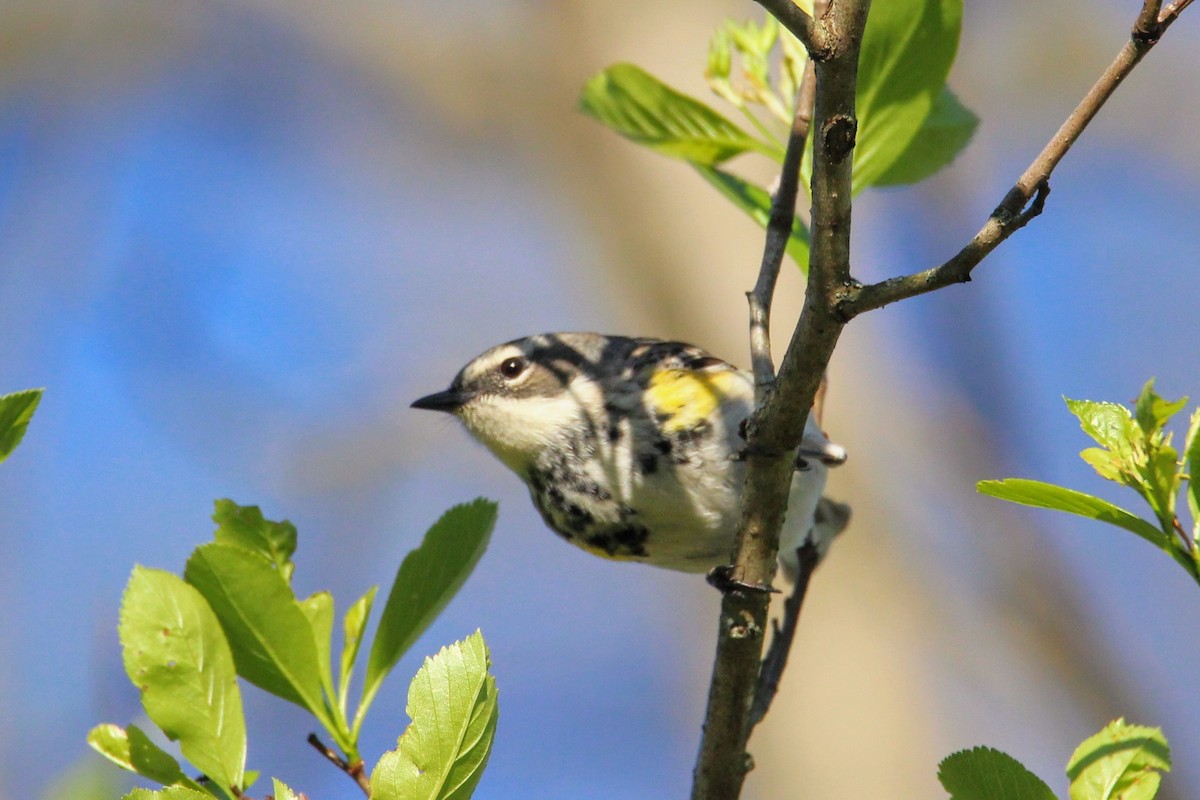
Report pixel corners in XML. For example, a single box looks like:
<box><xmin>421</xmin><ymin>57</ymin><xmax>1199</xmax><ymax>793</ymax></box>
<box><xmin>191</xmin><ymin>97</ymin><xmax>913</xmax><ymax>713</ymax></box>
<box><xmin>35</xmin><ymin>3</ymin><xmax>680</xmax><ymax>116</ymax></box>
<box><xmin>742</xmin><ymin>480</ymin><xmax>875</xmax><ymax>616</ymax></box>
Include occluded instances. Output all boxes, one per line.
<box><xmin>1161</xmin><ymin>0</ymin><xmax>1194</xmax><ymax>27</ymax></box>
<box><xmin>748</xmin><ymin>541</ymin><xmax>819</xmax><ymax>728</ymax></box>
<box><xmin>307</xmin><ymin>732</ymin><xmax>371</xmax><ymax>797</ymax></box>
<box><xmin>837</xmin><ymin>0</ymin><xmax>1193</xmax><ymax>318</ymax></box>
<box><xmin>753</xmin><ymin>0</ymin><xmax>820</xmax><ymax>56</ymax></box>
<box><xmin>748</xmin><ymin>59</ymin><xmax>817</xmax><ymax>401</ymax></box>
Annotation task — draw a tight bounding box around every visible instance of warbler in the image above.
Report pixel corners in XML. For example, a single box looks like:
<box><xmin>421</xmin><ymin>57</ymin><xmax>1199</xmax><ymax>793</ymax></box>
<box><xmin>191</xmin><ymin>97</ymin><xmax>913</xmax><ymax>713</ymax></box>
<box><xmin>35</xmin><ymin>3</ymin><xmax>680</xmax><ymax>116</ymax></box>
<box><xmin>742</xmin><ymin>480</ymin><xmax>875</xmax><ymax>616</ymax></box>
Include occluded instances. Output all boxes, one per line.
<box><xmin>412</xmin><ymin>332</ymin><xmax>848</xmax><ymax>578</ymax></box>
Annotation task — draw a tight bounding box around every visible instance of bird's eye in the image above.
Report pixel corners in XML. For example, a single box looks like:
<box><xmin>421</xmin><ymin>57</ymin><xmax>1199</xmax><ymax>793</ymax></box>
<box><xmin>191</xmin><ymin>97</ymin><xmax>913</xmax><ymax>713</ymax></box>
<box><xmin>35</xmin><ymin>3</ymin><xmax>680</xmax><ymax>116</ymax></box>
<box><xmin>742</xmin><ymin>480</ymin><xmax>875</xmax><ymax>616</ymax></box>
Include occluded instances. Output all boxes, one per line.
<box><xmin>498</xmin><ymin>356</ymin><xmax>527</xmax><ymax>380</ymax></box>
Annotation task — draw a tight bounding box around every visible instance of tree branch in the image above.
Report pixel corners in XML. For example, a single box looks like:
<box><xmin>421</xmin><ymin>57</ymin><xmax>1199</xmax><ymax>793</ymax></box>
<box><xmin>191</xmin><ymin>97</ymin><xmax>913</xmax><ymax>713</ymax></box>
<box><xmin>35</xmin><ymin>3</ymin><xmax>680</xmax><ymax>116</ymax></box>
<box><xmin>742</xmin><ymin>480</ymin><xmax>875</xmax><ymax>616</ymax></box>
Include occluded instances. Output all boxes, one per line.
<box><xmin>748</xmin><ymin>59</ymin><xmax>817</xmax><ymax>401</ymax></box>
<box><xmin>307</xmin><ymin>732</ymin><xmax>370</xmax><ymax>797</ymax></box>
<box><xmin>691</xmin><ymin>2</ymin><xmax>870</xmax><ymax>798</ymax></box>
<box><xmin>837</xmin><ymin>0</ymin><xmax>1192</xmax><ymax>318</ymax></box>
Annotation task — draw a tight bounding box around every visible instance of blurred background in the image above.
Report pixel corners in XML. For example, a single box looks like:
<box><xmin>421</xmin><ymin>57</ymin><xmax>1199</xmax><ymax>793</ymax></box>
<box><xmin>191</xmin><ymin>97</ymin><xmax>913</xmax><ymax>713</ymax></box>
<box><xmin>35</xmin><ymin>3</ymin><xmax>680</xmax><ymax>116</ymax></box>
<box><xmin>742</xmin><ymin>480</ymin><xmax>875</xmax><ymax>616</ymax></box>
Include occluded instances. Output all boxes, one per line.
<box><xmin>0</xmin><ymin>1</ymin><xmax>1197</xmax><ymax>798</ymax></box>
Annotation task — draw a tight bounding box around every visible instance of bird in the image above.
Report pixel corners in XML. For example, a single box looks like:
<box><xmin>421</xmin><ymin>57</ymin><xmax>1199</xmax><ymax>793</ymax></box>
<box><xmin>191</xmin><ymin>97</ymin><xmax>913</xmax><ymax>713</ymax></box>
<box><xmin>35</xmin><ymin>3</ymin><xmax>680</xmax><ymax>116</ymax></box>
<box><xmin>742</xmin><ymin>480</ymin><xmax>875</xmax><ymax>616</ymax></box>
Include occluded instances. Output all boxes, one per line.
<box><xmin>411</xmin><ymin>332</ymin><xmax>848</xmax><ymax>579</ymax></box>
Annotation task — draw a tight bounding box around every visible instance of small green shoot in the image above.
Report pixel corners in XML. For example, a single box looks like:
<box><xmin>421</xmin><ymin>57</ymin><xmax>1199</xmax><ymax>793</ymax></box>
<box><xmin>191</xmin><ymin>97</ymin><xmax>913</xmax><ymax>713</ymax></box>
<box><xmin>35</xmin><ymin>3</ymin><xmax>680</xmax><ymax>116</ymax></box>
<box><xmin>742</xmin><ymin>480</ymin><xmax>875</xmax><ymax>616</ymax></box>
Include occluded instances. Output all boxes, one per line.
<box><xmin>980</xmin><ymin>381</ymin><xmax>1200</xmax><ymax>584</ymax></box>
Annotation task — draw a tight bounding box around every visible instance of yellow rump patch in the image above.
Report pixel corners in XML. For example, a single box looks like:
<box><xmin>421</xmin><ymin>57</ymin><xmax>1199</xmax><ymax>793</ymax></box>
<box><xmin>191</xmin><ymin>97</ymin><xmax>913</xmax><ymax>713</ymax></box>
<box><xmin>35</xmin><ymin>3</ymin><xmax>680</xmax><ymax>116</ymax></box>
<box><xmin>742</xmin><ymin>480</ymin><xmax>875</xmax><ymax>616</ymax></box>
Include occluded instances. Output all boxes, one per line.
<box><xmin>646</xmin><ymin>368</ymin><xmax>739</xmax><ymax>433</ymax></box>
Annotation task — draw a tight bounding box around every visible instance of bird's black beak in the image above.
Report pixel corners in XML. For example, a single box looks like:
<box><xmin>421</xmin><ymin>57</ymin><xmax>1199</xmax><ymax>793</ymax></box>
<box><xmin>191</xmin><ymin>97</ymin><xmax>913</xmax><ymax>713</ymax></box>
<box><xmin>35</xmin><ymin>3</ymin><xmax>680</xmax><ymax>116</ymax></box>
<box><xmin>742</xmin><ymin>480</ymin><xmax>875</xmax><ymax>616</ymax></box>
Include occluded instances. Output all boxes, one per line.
<box><xmin>411</xmin><ymin>389</ymin><xmax>474</xmax><ymax>413</ymax></box>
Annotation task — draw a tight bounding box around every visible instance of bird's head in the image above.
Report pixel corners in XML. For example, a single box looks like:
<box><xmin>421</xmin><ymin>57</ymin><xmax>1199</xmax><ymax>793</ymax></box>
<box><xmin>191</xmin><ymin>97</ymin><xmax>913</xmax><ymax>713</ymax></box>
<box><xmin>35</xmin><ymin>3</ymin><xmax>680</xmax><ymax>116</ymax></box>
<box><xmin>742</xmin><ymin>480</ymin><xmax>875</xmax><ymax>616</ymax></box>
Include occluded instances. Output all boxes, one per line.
<box><xmin>411</xmin><ymin>333</ymin><xmax>614</xmax><ymax>473</ymax></box>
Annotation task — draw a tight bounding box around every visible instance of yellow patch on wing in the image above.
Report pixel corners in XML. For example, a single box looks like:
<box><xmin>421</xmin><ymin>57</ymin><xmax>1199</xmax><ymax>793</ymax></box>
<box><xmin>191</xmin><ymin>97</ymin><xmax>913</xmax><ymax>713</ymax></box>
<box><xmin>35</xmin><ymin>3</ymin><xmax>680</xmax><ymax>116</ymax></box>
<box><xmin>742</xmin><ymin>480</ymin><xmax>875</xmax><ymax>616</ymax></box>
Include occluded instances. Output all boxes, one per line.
<box><xmin>645</xmin><ymin>368</ymin><xmax>740</xmax><ymax>433</ymax></box>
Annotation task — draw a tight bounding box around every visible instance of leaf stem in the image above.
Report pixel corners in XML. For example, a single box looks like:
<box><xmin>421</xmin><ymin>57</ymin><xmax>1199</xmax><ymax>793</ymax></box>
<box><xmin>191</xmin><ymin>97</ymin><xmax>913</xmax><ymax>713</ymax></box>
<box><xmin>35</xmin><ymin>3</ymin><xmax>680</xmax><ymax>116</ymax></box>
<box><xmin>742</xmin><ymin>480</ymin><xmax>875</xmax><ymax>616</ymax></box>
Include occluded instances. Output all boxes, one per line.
<box><xmin>349</xmin><ymin>679</ymin><xmax>383</xmax><ymax>744</ymax></box>
<box><xmin>324</xmin><ymin>699</ymin><xmax>359</xmax><ymax>763</ymax></box>
<box><xmin>337</xmin><ymin>667</ymin><xmax>354</xmax><ymax>721</ymax></box>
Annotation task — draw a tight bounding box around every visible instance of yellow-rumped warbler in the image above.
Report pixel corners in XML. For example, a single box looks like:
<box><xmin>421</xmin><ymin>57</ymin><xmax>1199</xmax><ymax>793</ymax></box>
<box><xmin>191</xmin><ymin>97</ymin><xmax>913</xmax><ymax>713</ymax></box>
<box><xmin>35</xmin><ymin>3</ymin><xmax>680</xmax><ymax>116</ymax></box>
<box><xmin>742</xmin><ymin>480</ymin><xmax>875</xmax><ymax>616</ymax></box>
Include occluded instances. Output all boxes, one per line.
<box><xmin>412</xmin><ymin>332</ymin><xmax>848</xmax><ymax>577</ymax></box>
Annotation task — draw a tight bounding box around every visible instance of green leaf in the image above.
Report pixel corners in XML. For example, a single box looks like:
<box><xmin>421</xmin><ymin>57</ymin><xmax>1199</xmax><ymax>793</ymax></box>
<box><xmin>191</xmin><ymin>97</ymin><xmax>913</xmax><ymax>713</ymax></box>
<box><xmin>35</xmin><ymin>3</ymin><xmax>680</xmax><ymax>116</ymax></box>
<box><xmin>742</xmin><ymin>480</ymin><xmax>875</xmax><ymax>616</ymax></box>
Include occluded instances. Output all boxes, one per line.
<box><xmin>853</xmin><ymin>0</ymin><xmax>964</xmax><ymax>192</ymax></box>
<box><xmin>360</xmin><ymin>500</ymin><xmax>497</xmax><ymax>726</ymax></box>
<box><xmin>1066</xmin><ymin>398</ymin><xmax>1135</xmax><ymax>453</ymax></box>
<box><xmin>1125</xmin><ymin>382</ymin><xmax>1186</xmax><ymax>528</ymax></box>
<box><xmin>271</xmin><ymin>779</ymin><xmax>300</xmax><ymax>800</ymax></box>
<box><xmin>705</xmin><ymin>17</ymin><xmax>793</xmax><ymax>124</ymax></box>
<box><xmin>580</xmin><ymin>63</ymin><xmax>779</xmax><ymax>165</ymax></box>
<box><xmin>1067</xmin><ymin>719</ymin><xmax>1170</xmax><ymax>800</ymax></box>
<box><xmin>0</xmin><ymin>388</ymin><xmax>42</xmax><ymax>464</ymax></box>
<box><xmin>1133</xmin><ymin>379</ymin><xmax>1187</xmax><ymax>436</ymax></box>
<box><xmin>183</xmin><ymin>543</ymin><xmax>330</xmax><ymax>727</ymax></box>
<box><xmin>87</xmin><ymin>723</ymin><xmax>191</xmax><ymax>787</ymax></box>
<box><xmin>938</xmin><ymin>746</ymin><xmax>1057</xmax><ymax>800</ymax></box>
<box><xmin>873</xmin><ymin>88</ymin><xmax>978</xmax><ymax>186</ymax></box>
<box><xmin>210</xmin><ymin>500</ymin><xmax>298</xmax><ymax>582</ymax></box>
<box><xmin>1183</xmin><ymin>409</ymin><xmax>1200</xmax><ymax>542</ymax></box>
<box><xmin>340</xmin><ymin>586</ymin><xmax>378</xmax><ymax>711</ymax></box>
<box><xmin>301</xmin><ymin>590</ymin><xmax>336</xmax><ymax>699</ymax></box>
<box><xmin>1080</xmin><ymin>447</ymin><xmax>1125</xmax><ymax>483</ymax></box>
<box><xmin>1143</xmin><ymin>445</ymin><xmax>1180</xmax><ymax>526</ymax></box>
<box><xmin>706</xmin><ymin>25</ymin><xmax>734</xmax><ymax>93</ymax></box>
<box><xmin>725</xmin><ymin>18</ymin><xmax>775</xmax><ymax>85</ymax></box>
<box><xmin>1064</xmin><ymin>392</ymin><xmax>1184</xmax><ymax>528</ymax></box>
<box><xmin>370</xmin><ymin>632</ymin><xmax>498</xmax><ymax>800</ymax></box>
<box><xmin>118</xmin><ymin>567</ymin><xmax>246</xmax><ymax>792</ymax></box>
<box><xmin>122</xmin><ymin>789</ymin><xmax>213</xmax><ymax>800</ymax></box>
<box><xmin>692</xmin><ymin>164</ymin><xmax>811</xmax><ymax>272</ymax></box>
<box><xmin>977</xmin><ymin>479</ymin><xmax>1168</xmax><ymax>549</ymax></box>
